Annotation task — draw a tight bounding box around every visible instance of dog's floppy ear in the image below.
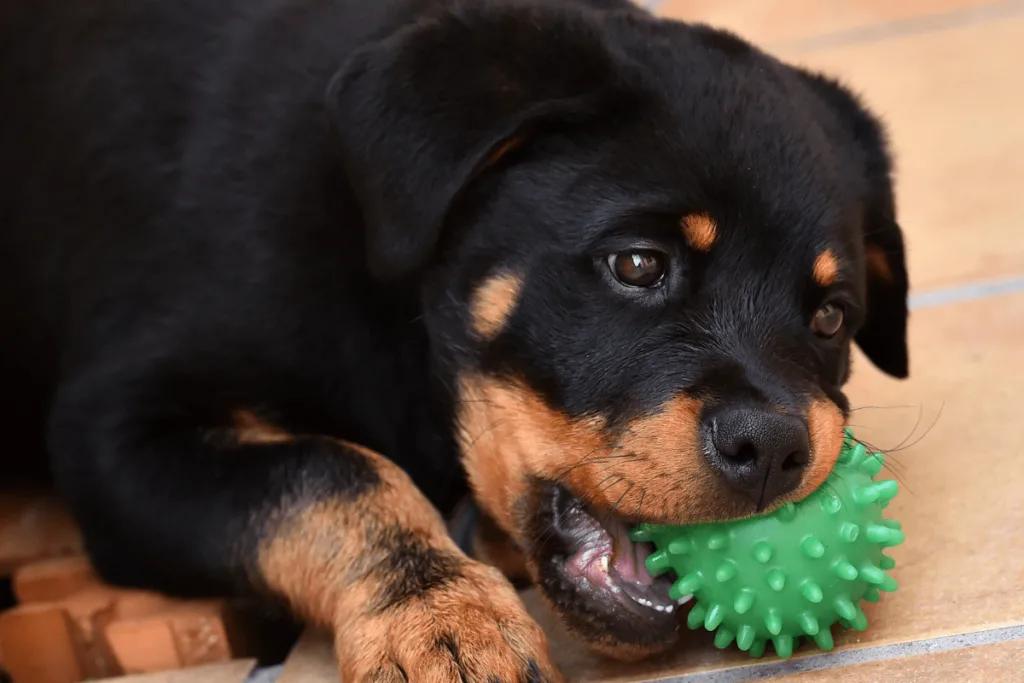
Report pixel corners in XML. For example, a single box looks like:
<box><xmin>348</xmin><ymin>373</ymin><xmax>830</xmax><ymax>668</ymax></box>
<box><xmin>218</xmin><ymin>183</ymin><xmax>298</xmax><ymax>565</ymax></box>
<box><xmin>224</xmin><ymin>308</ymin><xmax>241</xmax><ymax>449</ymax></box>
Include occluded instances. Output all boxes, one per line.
<box><xmin>858</xmin><ymin>209</ymin><xmax>909</xmax><ymax>378</ymax></box>
<box><xmin>797</xmin><ymin>70</ymin><xmax>910</xmax><ymax>378</ymax></box>
<box><xmin>327</xmin><ymin>5</ymin><xmax>623</xmax><ymax>280</ymax></box>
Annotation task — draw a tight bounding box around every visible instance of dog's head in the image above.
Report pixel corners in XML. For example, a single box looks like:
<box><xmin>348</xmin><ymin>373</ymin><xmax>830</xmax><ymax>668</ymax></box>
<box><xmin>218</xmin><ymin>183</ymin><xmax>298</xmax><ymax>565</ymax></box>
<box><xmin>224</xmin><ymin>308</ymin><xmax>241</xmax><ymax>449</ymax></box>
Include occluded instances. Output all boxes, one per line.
<box><xmin>330</xmin><ymin>0</ymin><xmax>909</xmax><ymax>660</ymax></box>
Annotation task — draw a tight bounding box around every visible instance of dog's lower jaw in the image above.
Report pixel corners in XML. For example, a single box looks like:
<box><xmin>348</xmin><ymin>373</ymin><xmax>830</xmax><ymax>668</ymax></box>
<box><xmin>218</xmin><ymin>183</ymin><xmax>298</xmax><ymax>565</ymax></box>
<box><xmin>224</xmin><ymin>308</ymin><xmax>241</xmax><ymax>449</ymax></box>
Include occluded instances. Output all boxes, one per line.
<box><xmin>525</xmin><ymin>485</ymin><xmax>687</xmax><ymax>660</ymax></box>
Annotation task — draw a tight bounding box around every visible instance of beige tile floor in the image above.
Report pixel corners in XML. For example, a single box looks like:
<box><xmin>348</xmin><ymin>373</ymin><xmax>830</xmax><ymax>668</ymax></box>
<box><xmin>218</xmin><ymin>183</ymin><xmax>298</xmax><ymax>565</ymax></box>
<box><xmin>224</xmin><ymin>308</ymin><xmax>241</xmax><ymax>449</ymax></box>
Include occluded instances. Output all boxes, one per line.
<box><xmin>277</xmin><ymin>2</ymin><xmax>1024</xmax><ymax>681</ymax></box>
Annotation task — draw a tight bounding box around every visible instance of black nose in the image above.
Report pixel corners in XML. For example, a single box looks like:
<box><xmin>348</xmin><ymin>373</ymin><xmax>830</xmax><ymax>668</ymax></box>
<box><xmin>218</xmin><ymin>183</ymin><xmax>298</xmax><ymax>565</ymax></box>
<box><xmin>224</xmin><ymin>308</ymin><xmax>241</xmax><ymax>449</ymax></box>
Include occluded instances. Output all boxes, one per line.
<box><xmin>704</xmin><ymin>407</ymin><xmax>810</xmax><ymax>507</ymax></box>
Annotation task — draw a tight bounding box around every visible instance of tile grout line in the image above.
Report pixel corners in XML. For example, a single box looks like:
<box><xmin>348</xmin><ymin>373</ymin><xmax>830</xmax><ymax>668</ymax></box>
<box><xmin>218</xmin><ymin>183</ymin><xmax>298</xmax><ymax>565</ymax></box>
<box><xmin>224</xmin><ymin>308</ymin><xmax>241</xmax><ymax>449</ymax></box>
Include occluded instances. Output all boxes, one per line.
<box><xmin>654</xmin><ymin>624</ymin><xmax>1024</xmax><ymax>682</ymax></box>
<box><xmin>247</xmin><ymin>664</ymin><xmax>284</xmax><ymax>683</ymax></box>
<box><xmin>249</xmin><ymin>624</ymin><xmax>1024</xmax><ymax>683</ymax></box>
<box><xmin>908</xmin><ymin>275</ymin><xmax>1024</xmax><ymax>310</ymax></box>
<box><xmin>769</xmin><ymin>0</ymin><xmax>1024</xmax><ymax>54</ymax></box>
<box><xmin>642</xmin><ymin>0</ymin><xmax>1024</xmax><ymax>54</ymax></box>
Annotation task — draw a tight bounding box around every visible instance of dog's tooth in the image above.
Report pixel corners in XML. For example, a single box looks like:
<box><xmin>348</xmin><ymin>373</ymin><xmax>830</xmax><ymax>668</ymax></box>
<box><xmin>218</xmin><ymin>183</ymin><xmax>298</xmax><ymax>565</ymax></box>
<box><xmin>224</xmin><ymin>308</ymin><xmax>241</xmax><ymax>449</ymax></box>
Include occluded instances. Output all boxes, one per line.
<box><xmin>654</xmin><ymin>605</ymin><xmax>665</xmax><ymax>612</ymax></box>
<box><xmin>664</xmin><ymin>605</ymin><xmax>674</xmax><ymax>613</ymax></box>
<box><xmin>676</xmin><ymin>594</ymin><xmax>693</xmax><ymax>605</ymax></box>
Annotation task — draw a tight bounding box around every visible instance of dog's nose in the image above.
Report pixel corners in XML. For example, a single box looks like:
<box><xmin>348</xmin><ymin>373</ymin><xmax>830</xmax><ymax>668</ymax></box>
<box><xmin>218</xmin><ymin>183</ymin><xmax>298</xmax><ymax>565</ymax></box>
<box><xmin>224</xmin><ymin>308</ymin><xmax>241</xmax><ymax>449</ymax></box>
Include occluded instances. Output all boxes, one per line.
<box><xmin>704</xmin><ymin>407</ymin><xmax>810</xmax><ymax>506</ymax></box>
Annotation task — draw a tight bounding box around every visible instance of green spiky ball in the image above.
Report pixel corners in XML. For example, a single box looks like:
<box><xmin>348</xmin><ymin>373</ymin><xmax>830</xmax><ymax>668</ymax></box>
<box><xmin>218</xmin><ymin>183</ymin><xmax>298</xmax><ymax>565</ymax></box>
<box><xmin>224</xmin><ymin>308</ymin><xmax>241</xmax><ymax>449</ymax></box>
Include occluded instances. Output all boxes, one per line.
<box><xmin>632</xmin><ymin>429</ymin><xmax>903</xmax><ymax>659</ymax></box>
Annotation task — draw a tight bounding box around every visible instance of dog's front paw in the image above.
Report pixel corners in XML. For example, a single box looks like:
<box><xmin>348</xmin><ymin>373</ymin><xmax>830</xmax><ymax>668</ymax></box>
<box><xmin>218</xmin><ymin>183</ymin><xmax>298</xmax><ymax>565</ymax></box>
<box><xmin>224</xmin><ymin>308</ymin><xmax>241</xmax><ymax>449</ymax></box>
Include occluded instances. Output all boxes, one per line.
<box><xmin>336</xmin><ymin>561</ymin><xmax>561</xmax><ymax>683</ymax></box>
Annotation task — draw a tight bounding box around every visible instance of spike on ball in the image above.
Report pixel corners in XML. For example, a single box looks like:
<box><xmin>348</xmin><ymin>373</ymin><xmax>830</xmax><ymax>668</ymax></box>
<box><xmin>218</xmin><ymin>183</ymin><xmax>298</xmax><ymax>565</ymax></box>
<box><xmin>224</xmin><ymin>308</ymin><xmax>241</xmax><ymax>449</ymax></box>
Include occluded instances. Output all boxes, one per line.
<box><xmin>821</xmin><ymin>496</ymin><xmax>842</xmax><ymax>515</ymax></box>
<box><xmin>799</xmin><ymin>611</ymin><xmax>820</xmax><ymax>636</ymax></box>
<box><xmin>834</xmin><ymin>596</ymin><xmax>857</xmax><ymax>621</ymax></box>
<box><xmin>839</xmin><ymin>522</ymin><xmax>860</xmax><ymax>542</ymax></box>
<box><xmin>801</xmin><ymin>536</ymin><xmax>825</xmax><ymax>558</ymax></box>
<box><xmin>715</xmin><ymin>561</ymin><xmax>738</xmax><ymax>582</ymax></box>
<box><xmin>646</xmin><ymin>550</ymin><xmax>671</xmax><ymax>575</ymax></box>
<box><xmin>847</xmin><ymin>443</ymin><xmax>867</xmax><ymax>469</ymax></box>
<box><xmin>814</xmin><ymin>628</ymin><xmax>835</xmax><ymax>651</ymax></box>
<box><xmin>707</xmin><ymin>533</ymin><xmax>729</xmax><ymax>550</ymax></box>
<box><xmin>801</xmin><ymin>580</ymin><xmax>824</xmax><ymax>603</ymax></box>
<box><xmin>776</xmin><ymin>502</ymin><xmax>797</xmax><ymax>522</ymax></box>
<box><xmin>861</xmin><ymin>453</ymin><xmax>885</xmax><ymax>477</ymax></box>
<box><xmin>734</xmin><ymin>589</ymin><xmax>756</xmax><ymax>615</ymax></box>
<box><xmin>766</xmin><ymin>568</ymin><xmax>787</xmax><ymax>592</ymax></box>
<box><xmin>849</xmin><ymin>606</ymin><xmax>869</xmax><ymax>631</ymax></box>
<box><xmin>687</xmin><ymin>604</ymin><xmax>707</xmax><ymax>630</ymax></box>
<box><xmin>833</xmin><ymin>559</ymin><xmax>859</xmax><ymax>581</ymax></box>
<box><xmin>737</xmin><ymin>624</ymin><xmax>756</xmax><ymax>651</ymax></box>
<box><xmin>714</xmin><ymin>628</ymin><xmax>736</xmax><ymax>649</ymax></box>
<box><xmin>668</xmin><ymin>538</ymin><xmax>692</xmax><ymax>555</ymax></box>
<box><xmin>705</xmin><ymin>603</ymin><xmax>726</xmax><ymax>631</ymax></box>
<box><xmin>773</xmin><ymin>635</ymin><xmax>794</xmax><ymax>658</ymax></box>
<box><xmin>866</xmin><ymin>523</ymin><xmax>905</xmax><ymax>547</ymax></box>
<box><xmin>671</xmin><ymin>572</ymin><xmax>702</xmax><ymax>600</ymax></box>
<box><xmin>753</xmin><ymin>541</ymin><xmax>773</xmax><ymax>563</ymax></box>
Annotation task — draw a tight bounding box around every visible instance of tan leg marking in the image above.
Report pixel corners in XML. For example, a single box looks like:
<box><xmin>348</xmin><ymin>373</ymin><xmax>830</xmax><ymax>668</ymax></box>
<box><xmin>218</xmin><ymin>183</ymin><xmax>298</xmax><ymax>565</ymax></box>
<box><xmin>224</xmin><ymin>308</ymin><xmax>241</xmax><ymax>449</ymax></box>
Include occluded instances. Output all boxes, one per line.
<box><xmin>257</xmin><ymin>440</ymin><xmax>560</xmax><ymax>682</ymax></box>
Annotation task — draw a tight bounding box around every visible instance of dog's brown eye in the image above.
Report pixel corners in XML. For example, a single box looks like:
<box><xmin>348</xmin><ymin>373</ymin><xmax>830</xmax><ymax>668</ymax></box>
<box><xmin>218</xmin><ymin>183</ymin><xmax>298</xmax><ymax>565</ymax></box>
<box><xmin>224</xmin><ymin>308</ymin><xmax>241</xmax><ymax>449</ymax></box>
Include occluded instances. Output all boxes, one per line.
<box><xmin>607</xmin><ymin>250</ymin><xmax>666</xmax><ymax>288</ymax></box>
<box><xmin>811</xmin><ymin>303</ymin><xmax>845</xmax><ymax>338</ymax></box>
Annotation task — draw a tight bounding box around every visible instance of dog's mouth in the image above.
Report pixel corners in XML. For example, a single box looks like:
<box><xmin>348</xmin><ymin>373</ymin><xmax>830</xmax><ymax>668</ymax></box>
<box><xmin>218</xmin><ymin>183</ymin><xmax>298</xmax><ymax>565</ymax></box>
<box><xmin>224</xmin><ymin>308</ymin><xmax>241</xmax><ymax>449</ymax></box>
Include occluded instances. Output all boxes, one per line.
<box><xmin>531</xmin><ymin>485</ymin><xmax>686</xmax><ymax>650</ymax></box>
<box><xmin>559</xmin><ymin>492</ymin><xmax>682</xmax><ymax>615</ymax></box>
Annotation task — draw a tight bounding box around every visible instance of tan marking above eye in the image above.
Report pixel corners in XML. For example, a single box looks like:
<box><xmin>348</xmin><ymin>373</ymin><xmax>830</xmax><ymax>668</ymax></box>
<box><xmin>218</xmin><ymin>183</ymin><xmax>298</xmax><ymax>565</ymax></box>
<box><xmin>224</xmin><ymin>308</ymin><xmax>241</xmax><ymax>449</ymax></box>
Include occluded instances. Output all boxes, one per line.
<box><xmin>231</xmin><ymin>409</ymin><xmax>292</xmax><ymax>445</ymax></box>
<box><xmin>813</xmin><ymin>249</ymin><xmax>839</xmax><ymax>287</ymax></box>
<box><xmin>681</xmin><ymin>213</ymin><xmax>717</xmax><ymax>252</ymax></box>
<box><xmin>469</xmin><ymin>272</ymin><xmax>524</xmax><ymax>341</ymax></box>
<box><xmin>865</xmin><ymin>244</ymin><xmax>894</xmax><ymax>282</ymax></box>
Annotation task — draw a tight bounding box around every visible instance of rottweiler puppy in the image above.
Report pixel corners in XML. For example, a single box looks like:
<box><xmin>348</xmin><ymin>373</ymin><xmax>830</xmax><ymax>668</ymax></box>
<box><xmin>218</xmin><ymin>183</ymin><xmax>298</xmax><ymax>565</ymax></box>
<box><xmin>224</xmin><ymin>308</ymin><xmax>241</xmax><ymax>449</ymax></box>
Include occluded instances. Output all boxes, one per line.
<box><xmin>0</xmin><ymin>0</ymin><xmax>909</xmax><ymax>679</ymax></box>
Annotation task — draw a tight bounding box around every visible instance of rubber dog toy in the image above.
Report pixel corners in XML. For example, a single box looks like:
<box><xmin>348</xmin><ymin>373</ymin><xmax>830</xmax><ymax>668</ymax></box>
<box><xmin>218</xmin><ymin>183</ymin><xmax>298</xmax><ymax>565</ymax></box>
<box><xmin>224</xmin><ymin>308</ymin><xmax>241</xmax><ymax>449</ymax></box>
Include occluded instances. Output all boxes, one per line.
<box><xmin>632</xmin><ymin>429</ymin><xmax>902</xmax><ymax>659</ymax></box>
